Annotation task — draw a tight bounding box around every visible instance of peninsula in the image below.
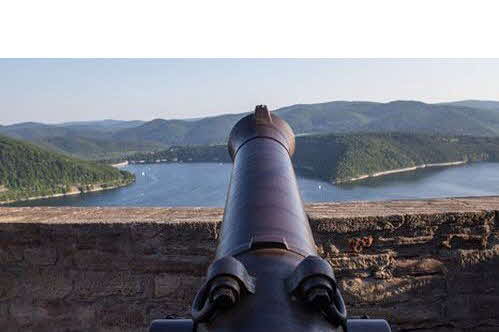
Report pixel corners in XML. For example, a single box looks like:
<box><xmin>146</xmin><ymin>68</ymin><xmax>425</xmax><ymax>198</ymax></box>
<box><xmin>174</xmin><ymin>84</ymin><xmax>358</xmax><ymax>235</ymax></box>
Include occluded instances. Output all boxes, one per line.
<box><xmin>0</xmin><ymin>135</ymin><xmax>135</xmax><ymax>204</ymax></box>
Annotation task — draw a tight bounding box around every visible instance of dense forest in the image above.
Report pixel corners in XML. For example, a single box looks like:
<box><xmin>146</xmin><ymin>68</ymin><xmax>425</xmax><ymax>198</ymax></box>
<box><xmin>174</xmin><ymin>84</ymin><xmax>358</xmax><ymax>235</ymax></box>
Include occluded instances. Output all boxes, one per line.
<box><xmin>0</xmin><ymin>135</ymin><xmax>135</xmax><ymax>202</ymax></box>
<box><xmin>128</xmin><ymin>144</ymin><xmax>230</xmax><ymax>164</ymax></box>
<box><xmin>38</xmin><ymin>135</ymin><xmax>163</xmax><ymax>160</ymax></box>
<box><xmin>116</xmin><ymin>101</ymin><xmax>499</xmax><ymax>146</ymax></box>
<box><xmin>3</xmin><ymin>100</ymin><xmax>499</xmax><ymax>160</ymax></box>
<box><xmin>125</xmin><ymin>133</ymin><xmax>499</xmax><ymax>183</ymax></box>
<box><xmin>293</xmin><ymin>133</ymin><xmax>499</xmax><ymax>182</ymax></box>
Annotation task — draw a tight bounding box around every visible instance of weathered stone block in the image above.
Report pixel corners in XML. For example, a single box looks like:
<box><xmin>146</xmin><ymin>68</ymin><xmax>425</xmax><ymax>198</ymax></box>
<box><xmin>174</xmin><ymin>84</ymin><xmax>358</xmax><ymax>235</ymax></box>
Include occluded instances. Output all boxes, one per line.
<box><xmin>329</xmin><ymin>253</ymin><xmax>394</xmax><ymax>272</ymax></box>
<box><xmin>394</xmin><ymin>258</ymin><xmax>445</xmax><ymax>276</ymax></box>
<box><xmin>23</xmin><ymin>268</ymin><xmax>73</xmax><ymax>300</ymax></box>
<box><xmin>10</xmin><ymin>299</ymin><xmax>96</xmax><ymax>331</ymax></box>
<box><xmin>129</xmin><ymin>254</ymin><xmax>210</xmax><ymax>274</ymax></box>
<box><xmin>95</xmin><ymin>299</ymin><xmax>146</xmax><ymax>329</ymax></box>
<box><xmin>348</xmin><ymin>300</ymin><xmax>444</xmax><ymax>327</ymax></box>
<box><xmin>146</xmin><ymin>299</ymin><xmax>194</xmax><ymax>321</ymax></box>
<box><xmin>0</xmin><ymin>301</ymin><xmax>10</xmax><ymax>324</ymax></box>
<box><xmin>452</xmin><ymin>246</ymin><xmax>499</xmax><ymax>271</ymax></box>
<box><xmin>447</xmin><ymin>272</ymin><xmax>498</xmax><ymax>295</ymax></box>
<box><xmin>73</xmin><ymin>271</ymin><xmax>144</xmax><ymax>300</ymax></box>
<box><xmin>72</xmin><ymin>249</ymin><xmax>131</xmax><ymax>271</ymax></box>
<box><xmin>154</xmin><ymin>273</ymin><xmax>202</xmax><ymax>301</ymax></box>
<box><xmin>10</xmin><ymin>298</ymin><xmax>50</xmax><ymax>327</ymax></box>
<box><xmin>0</xmin><ymin>271</ymin><xmax>19</xmax><ymax>300</ymax></box>
<box><xmin>340</xmin><ymin>275</ymin><xmax>446</xmax><ymax>305</ymax></box>
<box><xmin>0</xmin><ymin>245</ymin><xmax>24</xmax><ymax>264</ymax></box>
<box><xmin>24</xmin><ymin>247</ymin><xmax>57</xmax><ymax>266</ymax></box>
<box><xmin>445</xmin><ymin>295</ymin><xmax>499</xmax><ymax>321</ymax></box>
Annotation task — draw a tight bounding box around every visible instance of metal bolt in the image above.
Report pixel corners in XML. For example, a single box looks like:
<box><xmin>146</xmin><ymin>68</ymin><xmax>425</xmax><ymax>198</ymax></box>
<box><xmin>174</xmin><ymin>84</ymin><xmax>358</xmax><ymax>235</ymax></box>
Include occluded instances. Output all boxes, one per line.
<box><xmin>306</xmin><ymin>287</ymin><xmax>331</xmax><ymax>307</ymax></box>
<box><xmin>211</xmin><ymin>287</ymin><xmax>237</xmax><ymax>308</ymax></box>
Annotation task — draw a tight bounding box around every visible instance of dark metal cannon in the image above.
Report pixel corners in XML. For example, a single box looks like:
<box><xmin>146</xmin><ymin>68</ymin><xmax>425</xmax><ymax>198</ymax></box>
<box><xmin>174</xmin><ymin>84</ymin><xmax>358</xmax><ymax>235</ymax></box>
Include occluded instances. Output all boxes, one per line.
<box><xmin>150</xmin><ymin>106</ymin><xmax>391</xmax><ymax>332</ymax></box>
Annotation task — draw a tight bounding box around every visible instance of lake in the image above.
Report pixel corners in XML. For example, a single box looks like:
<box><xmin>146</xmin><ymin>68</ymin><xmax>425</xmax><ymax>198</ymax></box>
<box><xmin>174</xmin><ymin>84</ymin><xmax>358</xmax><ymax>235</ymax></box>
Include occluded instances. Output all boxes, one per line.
<box><xmin>10</xmin><ymin>162</ymin><xmax>499</xmax><ymax>207</ymax></box>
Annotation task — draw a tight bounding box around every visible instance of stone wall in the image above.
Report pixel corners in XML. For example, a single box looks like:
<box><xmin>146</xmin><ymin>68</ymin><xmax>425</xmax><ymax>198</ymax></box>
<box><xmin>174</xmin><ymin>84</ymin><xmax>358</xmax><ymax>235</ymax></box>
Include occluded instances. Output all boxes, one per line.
<box><xmin>0</xmin><ymin>197</ymin><xmax>498</xmax><ymax>332</ymax></box>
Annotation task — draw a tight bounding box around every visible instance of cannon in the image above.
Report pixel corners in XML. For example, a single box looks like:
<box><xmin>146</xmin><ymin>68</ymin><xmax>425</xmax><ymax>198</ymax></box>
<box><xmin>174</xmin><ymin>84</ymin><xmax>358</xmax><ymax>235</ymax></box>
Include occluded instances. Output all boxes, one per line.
<box><xmin>150</xmin><ymin>106</ymin><xmax>391</xmax><ymax>332</ymax></box>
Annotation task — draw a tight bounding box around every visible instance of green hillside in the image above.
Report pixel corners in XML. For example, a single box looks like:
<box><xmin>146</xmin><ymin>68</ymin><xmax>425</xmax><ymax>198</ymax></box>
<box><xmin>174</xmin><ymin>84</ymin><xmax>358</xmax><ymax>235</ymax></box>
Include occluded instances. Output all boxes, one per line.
<box><xmin>441</xmin><ymin>100</ymin><xmax>499</xmax><ymax>111</ymax></box>
<box><xmin>294</xmin><ymin>133</ymin><xmax>499</xmax><ymax>182</ymax></box>
<box><xmin>126</xmin><ymin>133</ymin><xmax>499</xmax><ymax>183</ymax></box>
<box><xmin>115</xmin><ymin>100</ymin><xmax>499</xmax><ymax>146</ymax></box>
<box><xmin>0</xmin><ymin>121</ymin><xmax>162</xmax><ymax>160</ymax></box>
<box><xmin>128</xmin><ymin>144</ymin><xmax>230</xmax><ymax>164</ymax></box>
<box><xmin>0</xmin><ymin>135</ymin><xmax>135</xmax><ymax>202</ymax></box>
<box><xmin>37</xmin><ymin>136</ymin><xmax>164</xmax><ymax>160</ymax></box>
<box><xmin>115</xmin><ymin>113</ymin><xmax>246</xmax><ymax>146</ymax></box>
<box><xmin>3</xmin><ymin>100</ymin><xmax>499</xmax><ymax>159</ymax></box>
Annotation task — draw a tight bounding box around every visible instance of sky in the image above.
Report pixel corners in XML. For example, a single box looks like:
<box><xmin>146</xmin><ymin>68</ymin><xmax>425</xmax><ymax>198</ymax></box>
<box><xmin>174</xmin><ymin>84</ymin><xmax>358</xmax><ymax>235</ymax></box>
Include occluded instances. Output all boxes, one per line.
<box><xmin>1</xmin><ymin>58</ymin><xmax>498</xmax><ymax>125</ymax></box>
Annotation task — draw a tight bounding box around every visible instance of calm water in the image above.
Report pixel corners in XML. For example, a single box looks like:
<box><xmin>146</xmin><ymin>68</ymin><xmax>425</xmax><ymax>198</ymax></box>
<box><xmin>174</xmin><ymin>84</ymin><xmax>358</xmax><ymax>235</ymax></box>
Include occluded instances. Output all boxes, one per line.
<box><xmin>10</xmin><ymin>162</ymin><xmax>499</xmax><ymax>207</ymax></box>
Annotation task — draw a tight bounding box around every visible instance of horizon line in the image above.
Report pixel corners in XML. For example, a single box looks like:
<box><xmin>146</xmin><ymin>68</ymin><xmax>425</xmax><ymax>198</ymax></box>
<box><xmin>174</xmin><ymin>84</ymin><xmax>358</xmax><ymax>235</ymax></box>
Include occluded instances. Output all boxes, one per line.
<box><xmin>1</xmin><ymin>98</ymin><xmax>498</xmax><ymax>126</ymax></box>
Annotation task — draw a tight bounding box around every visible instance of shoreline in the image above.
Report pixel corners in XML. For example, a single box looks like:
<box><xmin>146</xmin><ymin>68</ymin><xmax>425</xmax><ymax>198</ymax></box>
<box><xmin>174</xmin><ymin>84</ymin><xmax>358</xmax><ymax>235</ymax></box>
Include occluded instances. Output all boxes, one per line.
<box><xmin>123</xmin><ymin>159</ymin><xmax>470</xmax><ymax>185</ymax></box>
<box><xmin>111</xmin><ymin>161</ymin><xmax>129</xmax><ymax>168</ymax></box>
<box><xmin>334</xmin><ymin>160</ymin><xmax>467</xmax><ymax>184</ymax></box>
<box><xmin>0</xmin><ymin>180</ymin><xmax>134</xmax><ymax>205</ymax></box>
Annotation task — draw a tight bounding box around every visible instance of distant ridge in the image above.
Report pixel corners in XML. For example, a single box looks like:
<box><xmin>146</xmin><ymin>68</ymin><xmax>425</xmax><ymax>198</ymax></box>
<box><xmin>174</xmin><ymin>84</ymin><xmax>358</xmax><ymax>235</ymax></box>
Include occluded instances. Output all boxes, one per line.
<box><xmin>439</xmin><ymin>100</ymin><xmax>499</xmax><ymax>111</ymax></box>
<box><xmin>112</xmin><ymin>100</ymin><xmax>499</xmax><ymax>148</ymax></box>
<box><xmin>0</xmin><ymin>120</ymin><xmax>161</xmax><ymax>159</ymax></box>
<box><xmin>4</xmin><ymin>122</ymin><xmax>51</xmax><ymax>130</ymax></box>
<box><xmin>2</xmin><ymin>99</ymin><xmax>499</xmax><ymax>159</ymax></box>
<box><xmin>58</xmin><ymin>119</ymin><xmax>146</xmax><ymax>130</ymax></box>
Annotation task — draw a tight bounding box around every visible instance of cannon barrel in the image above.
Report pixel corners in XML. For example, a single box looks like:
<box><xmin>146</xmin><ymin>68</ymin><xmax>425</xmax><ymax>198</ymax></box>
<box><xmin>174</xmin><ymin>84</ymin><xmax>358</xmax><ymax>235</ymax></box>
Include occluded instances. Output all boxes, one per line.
<box><xmin>150</xmin><ymin>106</ymin><xmax>391</xmax><ymax>332</ymax></box>
<box><xmin>218</xmin><ymin>104</ymin><xmax>316</xmax><ymax>258</ymax></box>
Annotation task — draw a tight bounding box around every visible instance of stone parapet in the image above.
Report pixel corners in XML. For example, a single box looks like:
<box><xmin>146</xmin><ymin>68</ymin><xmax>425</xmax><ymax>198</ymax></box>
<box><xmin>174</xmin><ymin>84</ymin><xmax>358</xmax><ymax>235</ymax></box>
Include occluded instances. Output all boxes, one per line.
<box><xmin>0</xmin><ymin>197</ymin><xmax>498</xmax><ymax>331</ymax></box>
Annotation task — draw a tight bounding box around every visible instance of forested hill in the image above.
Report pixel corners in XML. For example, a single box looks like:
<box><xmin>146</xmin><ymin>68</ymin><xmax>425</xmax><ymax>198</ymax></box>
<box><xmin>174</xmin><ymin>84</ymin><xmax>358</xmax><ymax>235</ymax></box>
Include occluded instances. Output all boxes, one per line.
<box><xmin>441</xmin><ymin>100</ymin><xmax>499</xmax><ymax>111</ymax></box>
<box><xmin>3</xmin><ymin>100</ymin><xmax>499</xmax><ymax>160</ymax></box>
<box><xmin>293</xmin><ymin>133</ymin><xmax>499</xmax><ymax>182</ymax></box>
<box><xmin>126</xmin><ymin>134</ymin><xmax>499</xmax><ymax>183</ymax></box>
<box><xmin>115</xmin><ymin>100</ymin><xmax>499</xmax><ymax>146</ymax></box>
<box><xmin>0</xmin><ymin>135</ymin><xmax>134</xmax><ymax>203</ymax></box>
<box><xmin>0</xmin><ymin>120</ymin><xmax>159</xmax><ymax>160</ymax></box>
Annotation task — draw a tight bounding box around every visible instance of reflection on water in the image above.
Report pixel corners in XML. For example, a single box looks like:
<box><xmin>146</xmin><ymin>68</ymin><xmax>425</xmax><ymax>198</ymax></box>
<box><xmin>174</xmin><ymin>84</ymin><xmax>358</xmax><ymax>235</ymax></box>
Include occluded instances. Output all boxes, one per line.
<box><xmin>9</xmin><ymin>162</ymin><xmax>499</xmax><ymax>207</ymax></box>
